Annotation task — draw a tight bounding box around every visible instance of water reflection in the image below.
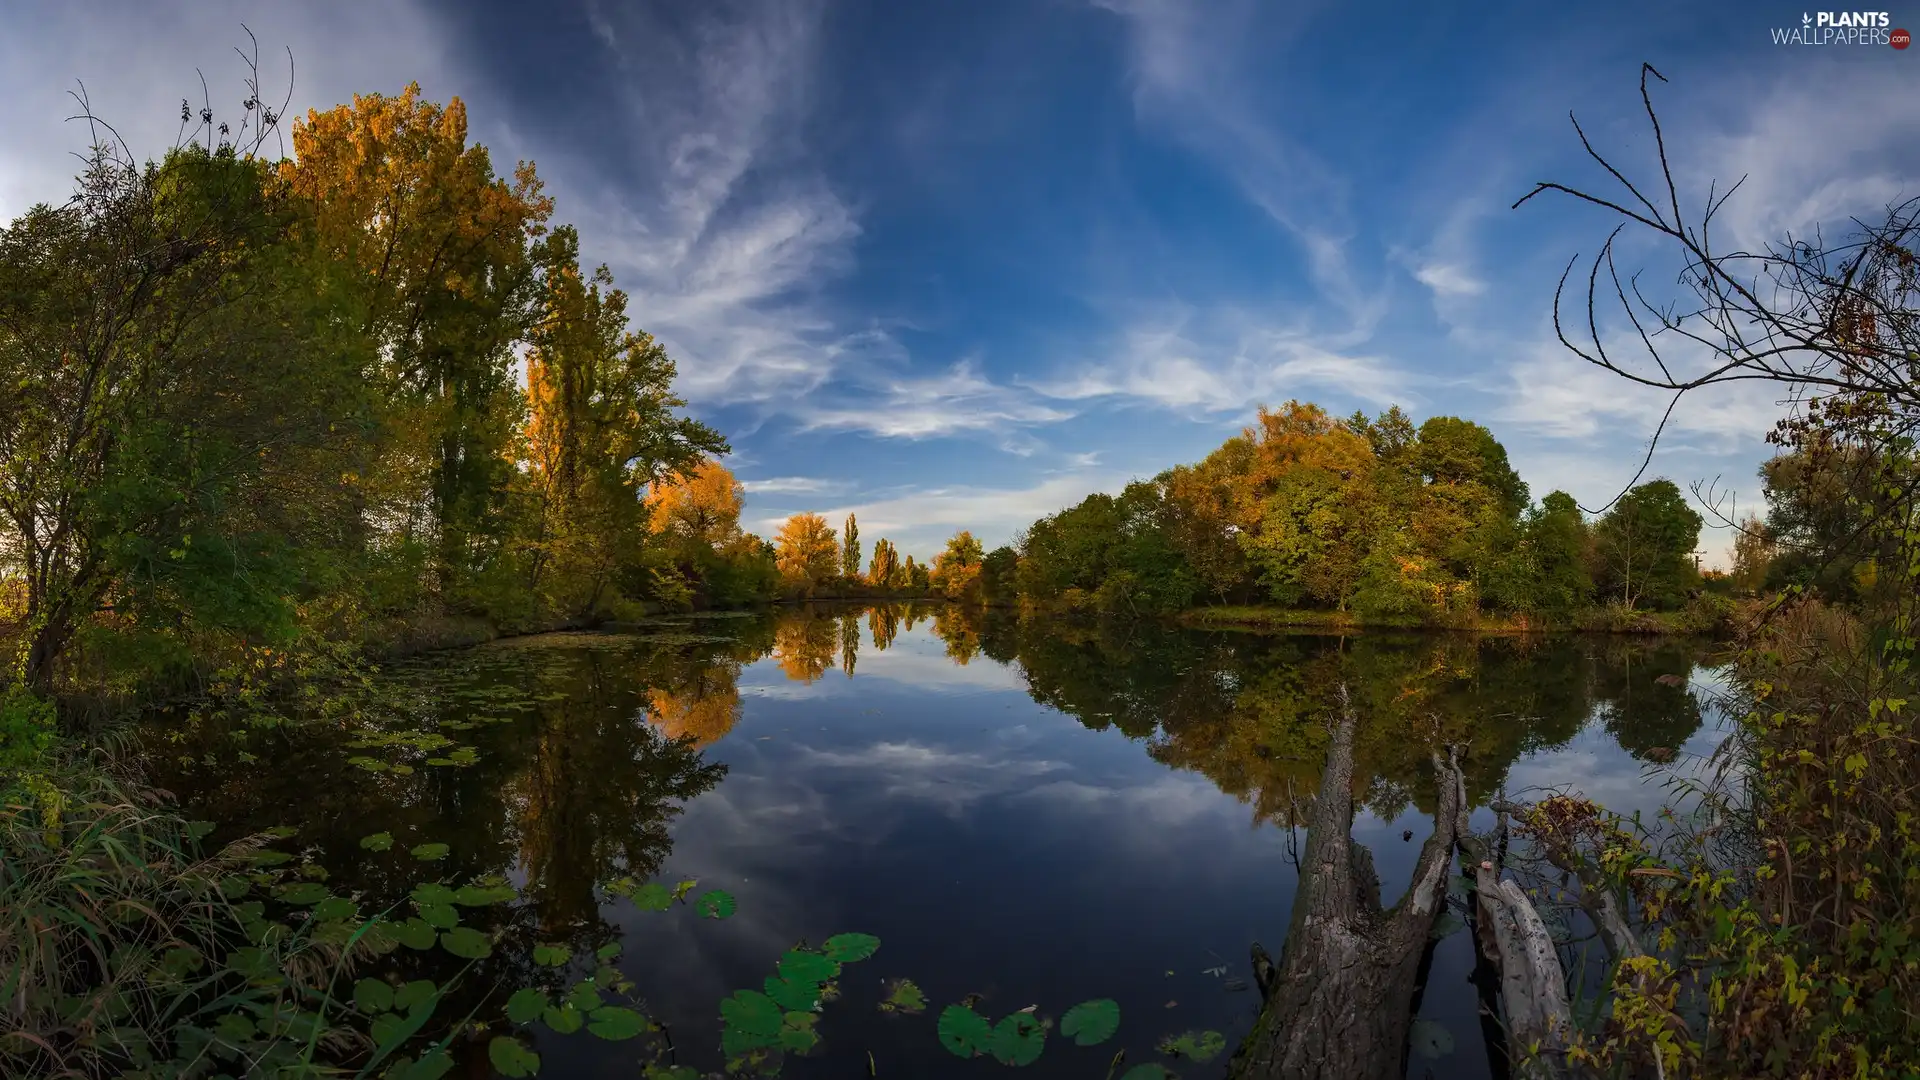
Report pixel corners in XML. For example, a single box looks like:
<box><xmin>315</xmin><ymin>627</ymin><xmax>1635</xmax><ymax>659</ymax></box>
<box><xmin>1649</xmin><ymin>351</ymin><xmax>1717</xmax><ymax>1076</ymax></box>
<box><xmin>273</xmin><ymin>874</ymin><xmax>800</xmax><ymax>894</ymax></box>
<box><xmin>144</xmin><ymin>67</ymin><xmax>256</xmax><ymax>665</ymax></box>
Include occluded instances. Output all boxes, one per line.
<box><xmin>140</xmin><ymin>605</ymin><xmax>1719</xmax><ymax>1079</ymax></box>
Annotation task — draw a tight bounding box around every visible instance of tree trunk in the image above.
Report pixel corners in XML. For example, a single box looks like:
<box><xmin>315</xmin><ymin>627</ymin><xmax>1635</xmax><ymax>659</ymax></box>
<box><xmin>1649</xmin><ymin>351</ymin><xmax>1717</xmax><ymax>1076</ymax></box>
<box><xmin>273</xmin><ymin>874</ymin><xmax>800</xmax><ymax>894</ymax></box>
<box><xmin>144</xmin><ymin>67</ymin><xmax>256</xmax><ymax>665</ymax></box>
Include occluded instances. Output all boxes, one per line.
<box><xmin>1228</xmin><ymin>685</ymin><xmax>1462</xmax><ymax>1080</ymax></box>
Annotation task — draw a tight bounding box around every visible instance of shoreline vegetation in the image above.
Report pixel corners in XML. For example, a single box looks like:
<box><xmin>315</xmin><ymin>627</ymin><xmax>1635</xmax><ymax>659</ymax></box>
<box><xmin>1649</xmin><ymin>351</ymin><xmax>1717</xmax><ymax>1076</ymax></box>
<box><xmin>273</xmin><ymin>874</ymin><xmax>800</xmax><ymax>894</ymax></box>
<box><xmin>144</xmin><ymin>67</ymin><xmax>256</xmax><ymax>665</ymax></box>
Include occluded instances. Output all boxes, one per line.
<box><xmin>3</xmin><ymin>55</ymin><xmax>1918</xmax><ymax>1080</ymax></box>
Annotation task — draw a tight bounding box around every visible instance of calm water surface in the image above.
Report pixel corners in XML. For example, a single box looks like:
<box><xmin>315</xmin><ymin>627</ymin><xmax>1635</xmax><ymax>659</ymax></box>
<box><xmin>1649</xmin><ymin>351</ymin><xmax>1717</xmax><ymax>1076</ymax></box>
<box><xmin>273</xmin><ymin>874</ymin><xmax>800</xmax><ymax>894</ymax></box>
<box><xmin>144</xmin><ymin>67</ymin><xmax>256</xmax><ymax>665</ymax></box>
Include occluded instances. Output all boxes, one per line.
<box><xmin>147</xmin><ymin>605</ymin><xmax>1727</xmax><ymax>1079</ymax></box>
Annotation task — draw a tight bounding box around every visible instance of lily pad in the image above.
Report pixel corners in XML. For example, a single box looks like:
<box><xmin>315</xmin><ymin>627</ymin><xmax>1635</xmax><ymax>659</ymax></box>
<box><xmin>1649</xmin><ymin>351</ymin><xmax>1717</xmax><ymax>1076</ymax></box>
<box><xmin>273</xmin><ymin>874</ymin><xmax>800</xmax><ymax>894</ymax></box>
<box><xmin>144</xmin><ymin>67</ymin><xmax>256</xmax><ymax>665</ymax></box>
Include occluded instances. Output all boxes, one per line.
<box><xmin>410</xmin><ymin>842</ymin><xmax>450</xmax><ymax>862</ymax></box>
<box><xmin>1061</xmin><ymin>998</ymin><xmax>1120</xmax><ymax>1046</ymax></box>
<box><xmin>439</xmin><ymin>926</ymin><xmax>491</xmax><ymax>959</ymax></box>
<box><xmin>1158</xmin><ymin>1030</ymin><xmax>1226</xmax><ymax>1064</ymax></box>
<box><xmin>505</xmin><ymin>988</ymin><xmax>548</xmax><ymax>1024</ymax></box>
<box><xmin>533</xmin><ymin>943</ymin><xmax>572</xmax><ymax>967</ymax></box>
<box><xmin>273</xmin><ymin>882</ymin><xmax>329</xmax><ymax>905</ymax></box>
<box><xmin>989</xmin><ymin>1012</ymin><xmax>1047</xmax><ymax>1066</ymax></box>
<box><xmin>821</xmin><ymin>932</ymin><xmax>880</xmax><ymax>962</ymax></box>
<box><xmin>937</xmin><ymin>1004</ymin><xmax>993</xmax><ymax>1058</ymax></box>
<box><xmin>488</xmin><ymin>1035</ymin><xmax>539</xmax><ymax>1078</ymax></box>
<box><xmin>880</xmin><ymin>978</ymin><xmax>926</xmax><ymax>1015</ymax></box>
<box><xmin>358</xmin><ymin>831</ymin><xmax>394</xmax><ymax>852</ymax></box>
<box><xmin>543</xmin><ymin>1004</ymin><xmax>583</xmax><ymax>1034</ymax></box>
<box><xmin>695</xmin><ymin>889</ymin><xmax>736</xmax><ymax>919</ymax></box>
<box><xmin>588</xmin><ymin>1005</ymin><xmax>648</xmax><ymax>1040</ymax></box>
<box><xmin>631</xmin><ymin>882</ymin><xmax>673</xmax><ymax>911</ymax></box>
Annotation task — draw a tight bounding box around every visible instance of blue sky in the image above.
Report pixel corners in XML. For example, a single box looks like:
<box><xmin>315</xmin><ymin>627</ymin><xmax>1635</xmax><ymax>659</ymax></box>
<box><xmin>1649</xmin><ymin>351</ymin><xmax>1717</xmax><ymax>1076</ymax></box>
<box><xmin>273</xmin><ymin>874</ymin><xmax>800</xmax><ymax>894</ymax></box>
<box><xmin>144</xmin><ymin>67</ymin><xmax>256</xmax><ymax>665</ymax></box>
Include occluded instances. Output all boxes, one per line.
<box><xmin>4</xmin><ymin>0</ymin><xmax>1915</xmax><ymax>563</ymax></box>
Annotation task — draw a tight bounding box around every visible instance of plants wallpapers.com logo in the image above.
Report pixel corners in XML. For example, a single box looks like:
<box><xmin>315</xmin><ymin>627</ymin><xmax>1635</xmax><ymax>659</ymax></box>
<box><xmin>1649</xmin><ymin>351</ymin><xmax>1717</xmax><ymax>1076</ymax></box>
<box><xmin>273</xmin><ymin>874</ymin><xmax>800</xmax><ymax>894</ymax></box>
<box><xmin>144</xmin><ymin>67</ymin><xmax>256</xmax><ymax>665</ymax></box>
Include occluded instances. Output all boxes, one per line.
<box><xmin>1770</xmin><ymin>10</ymin><xmax>1909</xmax><ymax>45</ymax></box>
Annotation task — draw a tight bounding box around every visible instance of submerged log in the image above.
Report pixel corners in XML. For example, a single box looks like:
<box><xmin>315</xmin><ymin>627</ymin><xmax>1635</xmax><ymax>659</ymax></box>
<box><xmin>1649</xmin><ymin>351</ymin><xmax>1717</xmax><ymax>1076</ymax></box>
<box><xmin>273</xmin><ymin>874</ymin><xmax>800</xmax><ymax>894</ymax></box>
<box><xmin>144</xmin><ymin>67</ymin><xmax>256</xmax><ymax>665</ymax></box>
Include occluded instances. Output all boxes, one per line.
<box><xmin>1458</xmin><ymin>791</ymin><xmax>1573</xmax><ymax>1076</ymax></box>
<box><xmin>1227</xmin><ymin>686</ymin><xmax>1462</xmax><ymax>1080</ymax></box>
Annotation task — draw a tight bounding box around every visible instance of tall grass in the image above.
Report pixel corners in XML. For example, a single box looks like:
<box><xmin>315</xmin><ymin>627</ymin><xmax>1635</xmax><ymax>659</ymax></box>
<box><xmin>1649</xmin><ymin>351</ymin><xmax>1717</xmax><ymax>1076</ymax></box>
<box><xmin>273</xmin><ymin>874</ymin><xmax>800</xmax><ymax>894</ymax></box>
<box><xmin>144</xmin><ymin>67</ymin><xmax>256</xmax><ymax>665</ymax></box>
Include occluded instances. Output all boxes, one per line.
<box><xmin>1</xmin><ymin>749</ymin><xmax>373</xmax><ymax>1077</ymax></box>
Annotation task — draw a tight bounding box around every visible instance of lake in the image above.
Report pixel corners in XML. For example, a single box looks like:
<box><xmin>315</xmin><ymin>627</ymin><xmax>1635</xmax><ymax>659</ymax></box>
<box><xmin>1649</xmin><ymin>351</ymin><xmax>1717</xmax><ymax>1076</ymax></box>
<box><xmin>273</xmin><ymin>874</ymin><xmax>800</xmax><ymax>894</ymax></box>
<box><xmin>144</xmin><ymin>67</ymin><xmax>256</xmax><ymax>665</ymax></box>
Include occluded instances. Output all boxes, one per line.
<box><xmin>143</xmin><ymin>603</ymin><xmax>1727</xmax><ymax>1079</ymax></box>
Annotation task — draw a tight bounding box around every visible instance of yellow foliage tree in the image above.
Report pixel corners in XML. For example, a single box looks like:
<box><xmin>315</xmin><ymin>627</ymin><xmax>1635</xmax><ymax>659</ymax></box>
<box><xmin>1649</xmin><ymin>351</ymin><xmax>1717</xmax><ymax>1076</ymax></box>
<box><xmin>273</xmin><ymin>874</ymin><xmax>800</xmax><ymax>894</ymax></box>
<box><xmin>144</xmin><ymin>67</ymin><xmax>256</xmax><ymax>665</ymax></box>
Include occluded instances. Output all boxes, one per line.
<box><xmin>774</xmin><ymin>513</ymin><xmax>839</xmax><ymax>593</ymax></box>
<box><xmin>647</xmin><ymin>460</ymin><xmax>745</xmax><ymax>550</ymax></box>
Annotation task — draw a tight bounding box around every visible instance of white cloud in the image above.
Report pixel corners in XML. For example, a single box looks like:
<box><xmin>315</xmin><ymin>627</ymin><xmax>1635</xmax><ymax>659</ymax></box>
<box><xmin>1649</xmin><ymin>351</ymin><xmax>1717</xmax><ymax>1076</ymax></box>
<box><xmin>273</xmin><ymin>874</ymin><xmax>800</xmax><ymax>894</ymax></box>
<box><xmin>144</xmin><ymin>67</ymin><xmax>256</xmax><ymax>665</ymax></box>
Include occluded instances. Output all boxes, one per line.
<box><xmin>1033</xmin><ymin>306</ymin><xmax>1413</xmax><ymax>414</ymax></box>
<box><xmin>740</xmin><ymin>476</ymin><xmax>845</xmax><ymax>495</ymax></box>
<box><xmin>1093</xmin><ymin>0</ymin><xmax>1382</xmax><ymax>331</ymax></box>
<box><xmin>795</xmin><ymin>358</ymin><xmax>1074</xmax><ymax>439</ymax></box>
<box><xmin>1411</xmin><ymin>261</ymin><xmax>1486</xmax><ymax>299</ymax></box>
<box><xmin>530</xmin><ymin>0</ymin><xmax>866</xmax><ymax>407</ymax></box>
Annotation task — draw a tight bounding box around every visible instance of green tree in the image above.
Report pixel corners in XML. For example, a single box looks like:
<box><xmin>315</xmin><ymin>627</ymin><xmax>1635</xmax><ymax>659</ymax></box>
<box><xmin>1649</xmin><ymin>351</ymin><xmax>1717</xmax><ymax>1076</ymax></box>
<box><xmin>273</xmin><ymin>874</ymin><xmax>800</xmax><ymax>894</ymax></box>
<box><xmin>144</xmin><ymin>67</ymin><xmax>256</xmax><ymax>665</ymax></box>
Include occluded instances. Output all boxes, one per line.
<box><xmin>841</xmin><ymin>513</ymin><xmax>862</xmax><ymax>582</ymax></box>
<box><xmin>1593</xmin><ymin>479</ymin><xmax>1702</xmax><ymax>610</ymax></box>
<box><xmin>0</xmin><ymin>143</ymin><xmax>374</xmax><ymax>690</ymax></box>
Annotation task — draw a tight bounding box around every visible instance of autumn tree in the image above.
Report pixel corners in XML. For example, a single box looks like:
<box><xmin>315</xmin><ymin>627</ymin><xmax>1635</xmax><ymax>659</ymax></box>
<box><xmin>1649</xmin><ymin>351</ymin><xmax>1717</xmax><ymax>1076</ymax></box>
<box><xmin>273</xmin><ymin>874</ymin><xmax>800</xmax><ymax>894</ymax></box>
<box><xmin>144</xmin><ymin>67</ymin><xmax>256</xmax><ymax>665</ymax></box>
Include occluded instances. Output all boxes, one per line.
<box><xmin>520</xmin><ymin>231</ymin><xmax>725</xmax><ymax>614</ymax></box>
<box><xmin>841</xmin><ymin>513</ymin><xmax>862</xmax><ymax>582</ymax></box>
<box><xmin>774</xmin><ymin>513</ymin><xmax>839</xmax><ymax>594</ymax></box>
<box><xmin>646</xmin><ymin>460</ymin><xmax>745</xmax><ymax>550</ymax></box>
<box><xmin>868</xmin><ymin>538</ymin><xmax>901</xmax><ymax>589</ymax></box>
<box><xmin>283</xmin><ymin>84</ymin><xmax>555</xmax><ymax>603</ymax></box>
<box><xmin>929</xmin><ymin>530</ymin><xmax>985</xmax><ymax>601</ymax></box>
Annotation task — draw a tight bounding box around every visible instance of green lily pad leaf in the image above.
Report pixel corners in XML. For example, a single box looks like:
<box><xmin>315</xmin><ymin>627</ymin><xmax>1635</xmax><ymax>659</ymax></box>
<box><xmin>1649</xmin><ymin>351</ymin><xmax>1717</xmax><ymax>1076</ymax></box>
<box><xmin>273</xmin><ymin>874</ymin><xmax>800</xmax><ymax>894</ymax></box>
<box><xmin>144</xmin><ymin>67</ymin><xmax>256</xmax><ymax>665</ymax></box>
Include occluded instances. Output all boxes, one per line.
<box><xmin>410</xmin><ymin>842</ymin><xmax>450</xmax><ymax>862</ymax></box>
<box><xmin>425</xmin><ymin>758</ymin><xmax>456</xmax><ymax>767</ymax></box>
<box><xmin>347</xmin><ymin>756</ymin><xmax>389</xmax><ymax>772</ymax></box>
<box><xmin>218</xmin><ymin>875</ymin><xmax>251</xmax><ymax>899</ymax></box>
<box><xmin>543</xmin><ymin>1004</ymin><xmax>583</xmax><ymax>1034</ymax></box>
<box><xmin>937</xmin><ymin>1004</ymin><xmax>992</xmax><ymax>1058</ymax></box>
<box><xmin>440</xmin><ymin>926</ymin><xmax>491</xmax><ymax>959</ymax></box>
<box><xmin>820</xmin><ymin>933</ymin><xmax>880</xmax><ymax>962</ymax></box>
<box><xmin>454</xmin><ymin>884</ymin><xmax>516</xmax><ymax>906</ymax></box>
<box><xmin>488</xmin><ymin>1035</ymin><xmax>540</xmax><ymax>1078</ymax></box>
<box><xmin>1061</xmin><ymin>998</ymin><xmax>1119</xmax><ymax>1046</ymax></box>
<box><xmin>587</xmin><ymin>1005</ymin><xmax>648</xmax><ymax>1040</ymax></box>
<box><xmin>532</xmin><ymin>943</ymin><xmax>572</xmax><ymax>967</ymax></box>
<box><xmin>567</xmin><ymin>983</ymin><xmax>605</xmax><ymax>1014</ymax></box>
<box><xmin>313</xmin><ymin>896</ymin><xmax>358</xmax><ymax>922</ymax></box>
<box><xmin>505</xmin><ymin>988</ymin><xmax>548</xmax><ymax>1025</ymax></box>
<box><xmin>393</xmin><ymin>979</ymin><xmax>438</xmax><ymax>1012</ymax></box>
<box><xmin>185</xmin><ymin>820</ymin><xmax>216</xmax><ymax>842</ymax></box>
<box><xmin>1158</xmin><ymin>1030</ymin><xmax>1226</xmax><ymax>1063</ymax></box>
<box><xmin>694</xmin><ymin>889</ymin><xmax>736</xmax><ymax>919</ymax></box>
<box><xmin>1410</xmin><ymin>1018</ymin><xmax>1456</xmax><ymax>1060</ymax></box>
<box><xmin>990</xmin><ymin>1012</ymin><xmax>1047</xmax><ymax>1066</ymax></box>
<box><xmin>643</xmin><ymin>1067</ymin><xmax>700</xmax><ymax>1080</ymax></box>
<box><xmin>765</xmin><ymin>975</ymin><xmax>822</xmax><ymax>1012</ymax></box>
<box><xmin>410</xmin><ymin>882</ymin><xmax>457</xmax><ymax>906</ymax></box>
<box><xmin>358</xmin><ymin>831</ymin><xmax>394</xmax><ymax>852</ymax></box>
<box><xmin>631</xmin><ymin>882</ymin><xmax>672</xmax><ymax>911</ymax></box>
<box><xmin>879</xmin><ymin>978</ymin><xmax>926</xmax><ymax>1015</ymax></box>
<box><xmin>778</xmin><ymin>1019</ymin><xmax>820</xmax><ymax>1054</ymax></box>
<box><xmin>392</xmin><ymin>917</ymin><xmax>438</xmax><ymax>950</ymax></box>
<box><xmin>273</xmin><ymin>882</ymin><xmax>329</xmax><ymax>905</ymax></box>
<box><xmin>1119</xmin><ymin>1067</ymin><xmax>1179</xmax><ymax>1080</ymax></box>
<box><xmin>264</xmin><ymin>825</ymin><xmax>298</xmax><ymax>839</ymax></box>
<box><xmin>595</xmin><ymin>941</ymin><xmax>621</xmax><ymax>961</ymax></box>
<box><xmin>352</xmin><ymin>978</ymin><xmax>394</xmax><ymax>1014</ymax></box>
<box><xmin>777</xmin><ymin>949</ymin><xmax>839</xmax><ymax>985</ymax></box>
<box><xmin>249</xmin><ymin>850</ymin><xmax>294</xmax><ymax>867</ymax></box>
<box><xmin>720</xmin><ymin>990</ymin><xmax>783</xmax><ymax>1040</ymax></box>
<box><xmin>417</xmin><ymin>903</ymin><xmax>459</xmax><ymax>930</ymax></box>
<box><xmin>671</xmin><ymin>879</ymin><xmax>699</xmax><ymax>901</ymax></box>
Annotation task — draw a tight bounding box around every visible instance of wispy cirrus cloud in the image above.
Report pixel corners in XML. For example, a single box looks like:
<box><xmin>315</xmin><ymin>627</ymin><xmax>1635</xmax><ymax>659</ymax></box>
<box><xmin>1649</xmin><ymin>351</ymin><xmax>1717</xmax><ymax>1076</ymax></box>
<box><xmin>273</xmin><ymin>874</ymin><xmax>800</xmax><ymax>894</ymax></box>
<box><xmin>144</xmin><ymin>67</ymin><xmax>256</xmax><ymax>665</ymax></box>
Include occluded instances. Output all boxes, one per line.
<box><xmin>794</xmin><ymin>358</ymin><xmax>1074</xmax><ymax>440</ymax></box>
<box><xmin>1032</xmin><ymin>305</ymin><xmax>1414</xmax><ymax>414</ymax></box>
<box><xmin>548</xmin><ymin>0</ymin><xmax>866</xmax><ymax>407</ymax></box>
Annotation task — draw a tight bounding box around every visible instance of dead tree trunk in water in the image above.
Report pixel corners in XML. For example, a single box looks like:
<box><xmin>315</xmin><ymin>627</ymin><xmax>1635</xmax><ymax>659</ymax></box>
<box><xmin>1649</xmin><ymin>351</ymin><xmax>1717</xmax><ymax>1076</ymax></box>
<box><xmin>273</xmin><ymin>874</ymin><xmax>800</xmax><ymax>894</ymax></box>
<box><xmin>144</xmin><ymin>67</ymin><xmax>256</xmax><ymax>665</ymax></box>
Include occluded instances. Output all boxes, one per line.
<box><xmin>1228</xmin><ymin>687</ymin><xmax>1463</xmax><ymax>1080</ymax></box>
